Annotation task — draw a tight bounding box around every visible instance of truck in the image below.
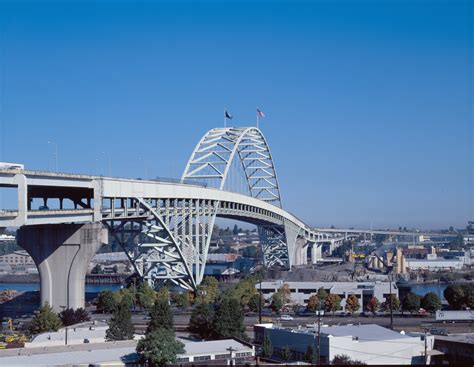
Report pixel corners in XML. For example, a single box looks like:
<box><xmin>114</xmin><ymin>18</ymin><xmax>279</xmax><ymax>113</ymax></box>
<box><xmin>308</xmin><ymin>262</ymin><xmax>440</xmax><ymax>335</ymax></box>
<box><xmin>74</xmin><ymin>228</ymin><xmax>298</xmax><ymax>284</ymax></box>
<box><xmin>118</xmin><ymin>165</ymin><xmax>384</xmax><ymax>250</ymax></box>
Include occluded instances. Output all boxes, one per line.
<box><xmin>435</xmin><ymin>310</ymin><xmax>474</xmax><ymax>322</ymax></box>
<box><xmin>0</xmin><ymin>162</ymin><xmax>24</xmax><ymax>170</ymax></box>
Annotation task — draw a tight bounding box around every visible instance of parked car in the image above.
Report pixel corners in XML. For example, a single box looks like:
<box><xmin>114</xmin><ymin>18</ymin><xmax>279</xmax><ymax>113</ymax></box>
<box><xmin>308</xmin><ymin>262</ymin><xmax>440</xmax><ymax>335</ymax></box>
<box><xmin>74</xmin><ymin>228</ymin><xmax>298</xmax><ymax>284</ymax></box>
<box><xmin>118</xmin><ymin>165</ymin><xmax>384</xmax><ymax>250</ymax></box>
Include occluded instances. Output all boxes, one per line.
<box><xmin>280</xmin><ymin>314</ymin><xmax>294</xmax><ymax>321</ymax></box>
<box><xmin>430</xmin><ymin>327</ymin><xmax>448</xmax><ymax>336</ymax></box>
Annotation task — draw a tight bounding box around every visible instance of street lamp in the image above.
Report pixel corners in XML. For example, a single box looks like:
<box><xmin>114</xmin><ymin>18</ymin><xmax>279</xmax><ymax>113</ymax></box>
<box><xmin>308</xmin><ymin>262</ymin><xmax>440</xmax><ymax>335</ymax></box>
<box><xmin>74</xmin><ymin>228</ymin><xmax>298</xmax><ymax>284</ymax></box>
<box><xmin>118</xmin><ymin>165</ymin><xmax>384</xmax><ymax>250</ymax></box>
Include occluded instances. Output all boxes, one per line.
<box><xmin>59</xmin><ymin>305</ymin><xmax>68</xmax><ymax>345</ymax></box>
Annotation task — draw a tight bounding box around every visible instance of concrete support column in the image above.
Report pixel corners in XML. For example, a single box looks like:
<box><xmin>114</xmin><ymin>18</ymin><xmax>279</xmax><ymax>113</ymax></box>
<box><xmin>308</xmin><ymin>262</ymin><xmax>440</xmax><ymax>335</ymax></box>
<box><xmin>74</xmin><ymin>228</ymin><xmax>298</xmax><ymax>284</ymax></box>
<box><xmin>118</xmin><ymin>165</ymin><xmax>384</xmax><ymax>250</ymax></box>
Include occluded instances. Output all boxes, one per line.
<box><xmin>17</xmin><ymin>223</ymin><xmax>108</xmax><ymax>312</ymax></box>
<box><xmin>311</xmin><ymin>244</ymin><xmax>322</xmax><ymax>264</ymax></box>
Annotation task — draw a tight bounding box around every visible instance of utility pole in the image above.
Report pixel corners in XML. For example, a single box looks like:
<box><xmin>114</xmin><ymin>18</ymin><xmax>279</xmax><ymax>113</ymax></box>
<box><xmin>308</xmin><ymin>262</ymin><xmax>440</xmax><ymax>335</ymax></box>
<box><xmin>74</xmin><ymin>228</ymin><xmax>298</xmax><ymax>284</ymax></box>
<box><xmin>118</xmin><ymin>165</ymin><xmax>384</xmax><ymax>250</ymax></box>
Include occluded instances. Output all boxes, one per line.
<box><xmin>227</xmin><ymin>346</ymin><xmax>236</xmax><ymax>366</ymax></box>
<box><xmin>389</xmin><ymin>273</ymin><xmax>394</xmax><ymax>330</ymax></box>
<box><xmin>317</xmin><ymin>299</ymin><xmax>322</xmax><ymax>365</ymax></box>
<box><xmin>258</xmin><ymin>276</ymin><xmax>262</xmax><ymax>324</ymax></box>
<box><xmin>421</xmin><ymin>324</ymin><xmax>431</xmax><ymax>365</ymax></box>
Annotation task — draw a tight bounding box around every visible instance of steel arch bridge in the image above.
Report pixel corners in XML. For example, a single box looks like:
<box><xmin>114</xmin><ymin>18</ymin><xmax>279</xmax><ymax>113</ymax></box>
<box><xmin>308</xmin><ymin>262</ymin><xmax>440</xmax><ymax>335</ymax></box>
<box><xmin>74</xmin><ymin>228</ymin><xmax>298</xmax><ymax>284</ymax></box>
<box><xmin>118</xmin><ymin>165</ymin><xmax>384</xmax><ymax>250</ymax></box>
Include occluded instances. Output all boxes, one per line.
<box><xmin>105</xmin><ymin>127</ymin><xmax>333</xmax><ymax>290</ymax></box>
<box><xmin>0</xmin><ymin>127</ymin><xmax>341</xmax><ymax>293</ymax></box>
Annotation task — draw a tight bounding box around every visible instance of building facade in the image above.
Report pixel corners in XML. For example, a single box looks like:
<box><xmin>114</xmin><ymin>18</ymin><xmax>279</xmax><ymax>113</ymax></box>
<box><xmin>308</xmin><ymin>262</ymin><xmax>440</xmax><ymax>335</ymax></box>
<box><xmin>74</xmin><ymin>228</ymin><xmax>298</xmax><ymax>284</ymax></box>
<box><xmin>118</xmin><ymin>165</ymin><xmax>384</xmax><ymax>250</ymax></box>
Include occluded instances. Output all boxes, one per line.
<box><xmin>257</xmin><ymin>280</ymin><xmax>397</xmax><ymax>310</ymax></box>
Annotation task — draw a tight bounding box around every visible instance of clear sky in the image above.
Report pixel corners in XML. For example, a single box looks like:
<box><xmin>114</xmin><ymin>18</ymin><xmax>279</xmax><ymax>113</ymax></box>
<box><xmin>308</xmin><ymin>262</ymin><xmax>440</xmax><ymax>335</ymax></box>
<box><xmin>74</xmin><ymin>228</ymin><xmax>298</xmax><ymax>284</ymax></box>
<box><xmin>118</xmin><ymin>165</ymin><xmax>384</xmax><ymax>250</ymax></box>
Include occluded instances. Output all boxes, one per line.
<box><xmin>0</xmin><ymin>0</ymin><xmax>472</xmax><ymax>229</ymax></box>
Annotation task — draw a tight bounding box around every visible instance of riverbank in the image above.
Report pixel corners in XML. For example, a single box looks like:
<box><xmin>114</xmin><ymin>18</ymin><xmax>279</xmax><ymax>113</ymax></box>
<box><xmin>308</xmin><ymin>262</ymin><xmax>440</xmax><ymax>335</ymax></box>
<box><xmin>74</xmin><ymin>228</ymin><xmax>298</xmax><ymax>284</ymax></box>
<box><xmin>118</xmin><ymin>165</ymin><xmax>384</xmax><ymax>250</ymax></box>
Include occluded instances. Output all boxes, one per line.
<box><xmin>0</xmin><ymin>273</ymin><xmax>127</xmax><ymax>284</ymax></box>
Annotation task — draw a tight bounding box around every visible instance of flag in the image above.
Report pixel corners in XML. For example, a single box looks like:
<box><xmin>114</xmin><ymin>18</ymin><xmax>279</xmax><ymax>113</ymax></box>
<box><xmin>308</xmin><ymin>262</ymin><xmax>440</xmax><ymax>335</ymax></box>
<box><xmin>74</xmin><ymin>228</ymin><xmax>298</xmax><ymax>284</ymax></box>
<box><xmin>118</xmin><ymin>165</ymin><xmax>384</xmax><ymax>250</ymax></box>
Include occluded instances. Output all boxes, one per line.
<box><xmin>257</xmin><ymin>108</ymin><xmax>265</xmax><ymax>118</ymax></box>
<box><xmin>225</xmin><ymin>110</ymin><xmax>233</xmax><ymax>119</ymax></box>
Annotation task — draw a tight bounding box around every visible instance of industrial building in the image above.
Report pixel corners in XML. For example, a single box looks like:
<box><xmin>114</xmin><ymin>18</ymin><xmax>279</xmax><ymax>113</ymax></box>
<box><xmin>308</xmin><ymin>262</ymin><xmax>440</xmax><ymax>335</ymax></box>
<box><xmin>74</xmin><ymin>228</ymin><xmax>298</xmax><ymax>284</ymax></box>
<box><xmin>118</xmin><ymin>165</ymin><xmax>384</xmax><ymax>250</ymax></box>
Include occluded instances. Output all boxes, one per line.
<box><xmin>254</xmin><ymin>323</ymin><xmax>434</xmax><ymax>365</ymax></box>
<box><xmin>257</xmin><ymin>280</ymin><xmax>397</xmax><ymax>310</ymax></box>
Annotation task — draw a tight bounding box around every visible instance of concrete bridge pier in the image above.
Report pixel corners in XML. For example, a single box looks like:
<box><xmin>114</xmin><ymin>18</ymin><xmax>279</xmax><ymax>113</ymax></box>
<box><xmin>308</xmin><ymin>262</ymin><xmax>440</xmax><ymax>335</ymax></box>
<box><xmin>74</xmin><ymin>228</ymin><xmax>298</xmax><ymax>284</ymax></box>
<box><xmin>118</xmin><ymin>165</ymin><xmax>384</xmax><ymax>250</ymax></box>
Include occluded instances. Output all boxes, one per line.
<box><xmin>311</xmin><ymin>243</ymin><xmax>322</xmax><ymax>264</ymax></box>
<box><xmin>17</xmin><ymin>223</ymin><xmax>108</xmax><ymax>312</ymax></box>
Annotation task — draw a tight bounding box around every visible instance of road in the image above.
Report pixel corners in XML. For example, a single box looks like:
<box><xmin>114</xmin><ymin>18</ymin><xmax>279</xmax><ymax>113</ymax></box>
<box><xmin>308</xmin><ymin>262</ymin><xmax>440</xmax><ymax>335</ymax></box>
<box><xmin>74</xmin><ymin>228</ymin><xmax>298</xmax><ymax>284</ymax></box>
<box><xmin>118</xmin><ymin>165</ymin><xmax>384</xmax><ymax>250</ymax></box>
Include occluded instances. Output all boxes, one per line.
<box><xmin>88</xmin><ymin>311</ymin><xmax>473</xmax><ymax>335</ymax></box>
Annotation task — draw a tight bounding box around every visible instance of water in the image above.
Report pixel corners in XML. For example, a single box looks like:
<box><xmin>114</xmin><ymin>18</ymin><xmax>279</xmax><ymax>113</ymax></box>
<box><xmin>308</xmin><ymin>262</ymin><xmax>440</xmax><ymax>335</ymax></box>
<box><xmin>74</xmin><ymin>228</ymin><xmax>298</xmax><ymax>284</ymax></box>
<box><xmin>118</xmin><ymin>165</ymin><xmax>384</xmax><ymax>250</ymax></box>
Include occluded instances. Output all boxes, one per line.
<box><xmin>410</xmin><ymin>283</ymin><xmax>447</xmax><ymax>301</ymax></box>
<box><xmin>0</xmin><ymin>282</ymin><xmax>122</xmax><ymax>293</ymax></box>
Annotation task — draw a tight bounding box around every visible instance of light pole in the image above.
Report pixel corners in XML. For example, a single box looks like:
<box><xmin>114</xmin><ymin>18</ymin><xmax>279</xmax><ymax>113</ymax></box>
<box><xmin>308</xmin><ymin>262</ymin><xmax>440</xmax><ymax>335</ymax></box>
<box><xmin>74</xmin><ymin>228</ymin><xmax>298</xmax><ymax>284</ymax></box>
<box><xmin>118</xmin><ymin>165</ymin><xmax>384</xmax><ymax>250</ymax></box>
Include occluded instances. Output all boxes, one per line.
<box><xmin>59</xmin><ymin>305</ymin><xmax>68</xmax><ymax>345</ymax></box>
<box><xmin>47</xmin><ymin>141</ymin><xmax>58</xmax><ymax>172</ymax></box>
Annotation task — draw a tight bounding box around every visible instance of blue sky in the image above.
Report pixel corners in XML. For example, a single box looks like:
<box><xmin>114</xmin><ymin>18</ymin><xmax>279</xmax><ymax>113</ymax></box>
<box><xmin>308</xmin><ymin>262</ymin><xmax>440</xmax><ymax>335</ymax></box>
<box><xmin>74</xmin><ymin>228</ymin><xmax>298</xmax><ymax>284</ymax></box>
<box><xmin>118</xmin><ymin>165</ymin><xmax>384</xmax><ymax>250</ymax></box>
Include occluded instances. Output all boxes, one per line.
<box><xmin>0</xmin><ymin>0</ymin><xmax>472</xmax><ymax>229</ymax></box>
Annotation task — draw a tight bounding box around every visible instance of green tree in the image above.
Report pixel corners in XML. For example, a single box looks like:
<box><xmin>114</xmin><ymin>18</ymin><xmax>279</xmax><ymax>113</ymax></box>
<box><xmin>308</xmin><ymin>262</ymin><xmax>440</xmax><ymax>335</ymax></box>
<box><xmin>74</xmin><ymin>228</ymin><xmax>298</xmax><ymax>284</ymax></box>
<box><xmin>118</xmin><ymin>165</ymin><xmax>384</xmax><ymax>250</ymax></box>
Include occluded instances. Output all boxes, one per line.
<box><xmin>213</xmin><ymin>297</ymin><xmax>246</xmax><ymax>339</ymax></box>
<box><xmin>402</xmin><ymin>292</ymin><xmax>421</xmax><ymax>314</ymax></box>
<box><xmin>196</xmin><ymin>276</ymin><xmax>219</xmax><ymax>304</ymax></box>
<box><xmin>466</xmin><ymin>288</ymin><xmax>474</xmax><ymax>309</ymax></box>
<box><xmin>147</xmin><ymin>300</ymin><xmax>173</xmax><ymax>333</ymax></box>
<box><xmin>248</xmin><ymin>293</ymin><xmax>262</xmax><ymax>312</ymax></box>
<box><xmin>233</xmin><ymin>224</ymin><xmax>239</xmax><ymax>235</ymax></box>
<box><xmin>137</xmin><ymin>328</ymin><xmax>185</xmax><ymax>367</ymax></box>
<box><xmin>105</xmin><ymin>301</ymin><xmax>135</xmax><ymax>341</ymax></box>
<box><xmin>29</xmin><ymin>303</ymin><xmax>62</xmax><ymax>335</ymax></box>
<box><xmin>317</xmin><ymin>287</ymin><xmax>329</xmax><ymax>303</ymax></box>
<box><xmin>281</xmin><ymin>345</ymin><xmax>292</xmax><ymax>361</ymax></box>
<box><xmin>305</xmin><ymin>345</ymin><xmax>317</xmax><ymax>364</ymax></box>
<box><xmin>444</xmin><ymin>285</ymin><xmax>465</xmax><ymax>309</ymax></box>
<box><xmin>155</xmin><ymin>286</ymin><xmax>170</xmax><ymax>304</ymax></box>
<box><xmin>278</xmin><ymin>283</ymin><xmax>292</xmax><ymax>304</ymax></box>
<box><xmin>367</xmin><ymin>296</ymin><xmax>380</xmax><ymax>315</ymax></box>
<box><xmin>332</xmin><ymin>354</ymin><xmax>366</xmax><ymax>365</ymax></box>
<box><xmin>188</xmin><ymin>303</ymin><xmax>214</xmax><ymax>340</ymax></box>
<box><xmin>97</xmin><ymin>290</ymin><xmax>117</xmax><ymax>313</ymax></box>
<box><xmin>383</xmin><ymin>295</ymin><xmax>400</xmax><ymax>312</ymax></box>
<box><xmin>115</xmin><ymin>287</ymin><xmax>134</xmax><ymax>309</ymax></box>
<box><xmin>325</xmin><ymin>294</ymin><xmax>342</xmax><ymax>315</ymax></box>
<box><xmin>345</xmin><ymin>294</ymin><xmax>360</xmax><ymax>315</ymax></box>
<box><xmin>262</xmin><ymin>334</ymin><xmax>273</xmax><ymax>358</ymax></box>
<box><xmin>173</xmin><ymin>292</ymin><xmax>190</xmax><ymax>309</ymax></box>
<box><xmin>421</xmin><ymin>292</ymin><xmax>442</xmax><ymax>313</ymax></box>
<box><xmin>138</xmin><ymin>282</ymin><xmax>156</xmax><ymax>310</ymax></box>
<box><xmin>270</xmin><ymin>292</ymin><xmax>283</xmax><ymax>313</ymax></box>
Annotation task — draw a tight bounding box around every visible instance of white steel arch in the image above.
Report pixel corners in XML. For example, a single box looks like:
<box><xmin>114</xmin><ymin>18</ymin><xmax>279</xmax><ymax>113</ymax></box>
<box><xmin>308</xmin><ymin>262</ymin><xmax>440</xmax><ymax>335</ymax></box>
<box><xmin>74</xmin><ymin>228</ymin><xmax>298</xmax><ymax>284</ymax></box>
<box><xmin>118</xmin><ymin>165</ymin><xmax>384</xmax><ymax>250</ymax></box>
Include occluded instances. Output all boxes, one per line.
<box><xmin>182</xmin><ymin>127</ymin><xmax>282</xmax><ymax>207</ymax></box>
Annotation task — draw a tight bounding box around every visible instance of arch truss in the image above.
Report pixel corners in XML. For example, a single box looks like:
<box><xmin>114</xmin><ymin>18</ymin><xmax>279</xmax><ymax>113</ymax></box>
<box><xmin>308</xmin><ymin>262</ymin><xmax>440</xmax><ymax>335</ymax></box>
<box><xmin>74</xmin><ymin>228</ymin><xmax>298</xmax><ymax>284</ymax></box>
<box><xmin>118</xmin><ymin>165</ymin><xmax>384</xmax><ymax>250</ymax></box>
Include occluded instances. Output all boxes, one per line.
<box><xmin>105</xmin><ymin>197</ymin><xmax>218</xmax><ymax>290</ymax></box>
<box><xmin>182</xmin><ymin>127</ymin><xmax>282</xmax><ymax>206</ymax></box>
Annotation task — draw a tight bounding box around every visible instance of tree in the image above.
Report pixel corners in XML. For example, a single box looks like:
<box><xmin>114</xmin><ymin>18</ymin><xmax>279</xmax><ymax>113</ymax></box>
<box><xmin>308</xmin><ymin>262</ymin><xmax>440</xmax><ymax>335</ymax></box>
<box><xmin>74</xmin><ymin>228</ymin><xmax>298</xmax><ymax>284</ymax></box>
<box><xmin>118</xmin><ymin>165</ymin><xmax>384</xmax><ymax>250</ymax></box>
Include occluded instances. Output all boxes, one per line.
<box><xmin>421</xmin><ymin>292</ymin><xmax>442</xmax><ymax>313</ymax></box>
<box><xmin>137</xmin><ymin>282</ymin><xmax>156</xmax><ymax>310</ymax></box>
<box><xmin>147</xmin><ymin>300</ymin><xmax>173</xmax><ymax>333</ymax></box>
<box><xmin>155</xmin><ymin>286</ymin><xmax>170</xmax><ymax>304</ymax></box>
<box><xmin>105</xmin><ymin>301</ymin><xmax>135</xmax><ymax>341</ymax></box>
<box><xmin>196</xmin><ymin>276</ymin><xmax>219</xmax><ymax>304</ymax></box>
<box><xmin>305</xmin><ymin>345</ymin><xmax>317</xmax><ymax>364</ymax></box>
<box><xmin>367</xmin><ymin>297</ymin><xmax>380</xmax><ymax>315</ymax></box>
<box><xmin>306</xmin><ymin>295</ymin><xmax>319</xmax><ymax>311</ymax></box>
<box><xmin>115</xmin><ymin>287</ymin><xmax>134</xmax><ymax>309</ymax></box>
<box><xmin>278</xmin><ymin>283</ymin><xmax>292</xmax><ymax>304</ymax></box>
<box><xmin>281</xmin><ymin>344</ymin><xmax>292</xmax><ymax>361</ymax></box>
<box><xmin>173</xmin><ymin>292</ymin><xmax>190</xmax><ymax>310</ymax></box>
<box><xmin>444</xmin><ymin>285</ymin><xmax>465</xmax><ymax>309</ymax></box>
<box><xmin>345</xmin><ymin>294</ymin><xmax>360</xmax><ymax>315</ymax></box>
<box><xmin>383</xmin><ymin>295</ymin><xmax>400</xmax><ymax>313</ymax></box>
<box><xmin>188</xmin><ymin>303</ymin><xmax>214</xmax><ymax>340</ymax></box>
<box><xmin>29</xmin><ymin>303</ymin><xmax>62</xmax><ymax>335</ymax></box>
<box><xmin>233</xmin><ymin>224</ymin><xmax>239</xmax><ymax>235</ymax></box>
<box><xmin>137</xmin><ymin>328</ymin><xmax>185</xmax><ymax>367</ymax></box>
<box><xmin>213</xmin><ymin>297</ymin><xmax>246</xmax><ymax>339</ymax></box>
<box><xmin>97</xmin><ymin>290</ymin><xmax>117</xmax><ymax>313</ymax></box>
<box><xmin>317</xmin><ymin>287</ymin><xmax>329</xmax><ymax>303</ymax></box>
<box><xmin>59</xmin><ymin>307</ymin><xmax>90</xmax><ymax>326</ymax></box>
<box><xmin>402</xmin><ymin>292</ymin><xmax>421</xmax><ymax>314</ymax></box>
<box><xmin>91</xmin><ymin>264</ymin><xmax>102</xmax><ymax>274</ymax></box>
<box><xmin>325</xmin><ymin>294</ymin><xmax>342</xmax><ymax>315</ymax></box>
<box><xmin>248</xmin><ymin>293</ymin><xmax>262</xmax><ymax>312</ymax></box>
<box><xmin>262</xmin><ymin>334</ymin><xmax>273</xmax><ymax>358</ymax></box>
<box><xmin>332</xmin><ymin>354</ymin><xmax>366</xmax><ymax>365</ymax></box>
<box><xmin>270</xmin><ymin>292</ymin><xmax>283</xmax><ymax>313</ymax></box>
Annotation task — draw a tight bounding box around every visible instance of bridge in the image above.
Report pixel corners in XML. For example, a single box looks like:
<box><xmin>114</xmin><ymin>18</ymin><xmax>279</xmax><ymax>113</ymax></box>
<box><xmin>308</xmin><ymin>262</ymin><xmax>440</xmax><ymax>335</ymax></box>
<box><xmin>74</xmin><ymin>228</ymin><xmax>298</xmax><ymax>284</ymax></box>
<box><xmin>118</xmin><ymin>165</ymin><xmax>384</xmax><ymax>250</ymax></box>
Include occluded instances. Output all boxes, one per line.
<box><xmin>0</xmin><ymin>127</ymin><xmax>345</xmax><ymax>311</ymax></box>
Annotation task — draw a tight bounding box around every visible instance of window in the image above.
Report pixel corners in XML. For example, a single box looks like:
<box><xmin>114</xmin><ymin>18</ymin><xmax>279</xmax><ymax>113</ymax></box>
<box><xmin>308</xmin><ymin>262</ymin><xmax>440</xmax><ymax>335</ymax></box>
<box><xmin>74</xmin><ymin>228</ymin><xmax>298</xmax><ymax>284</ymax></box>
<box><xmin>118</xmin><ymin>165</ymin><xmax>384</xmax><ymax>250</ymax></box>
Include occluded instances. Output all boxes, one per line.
<box><xmin>215</xmin><ymin>353</ymin><xmax>231</xmax><ymax>360</ymax></box>
<box><xmin>194</xmin><ymin>355</ymin><xmax>211</xmax><ymax>361</ymax></box>
<box><xmin>176</xmin><ymin>357</ymin><xmax>189</xmax><ymax>362</ymax></box>
<box><xmin>236</xmin><ymin>352</ymin><xmax>252</xmax><ymax>357</ymax></box>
